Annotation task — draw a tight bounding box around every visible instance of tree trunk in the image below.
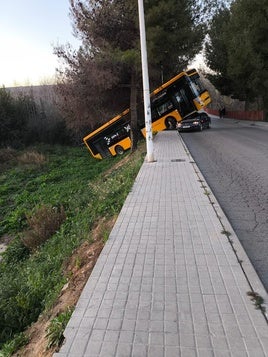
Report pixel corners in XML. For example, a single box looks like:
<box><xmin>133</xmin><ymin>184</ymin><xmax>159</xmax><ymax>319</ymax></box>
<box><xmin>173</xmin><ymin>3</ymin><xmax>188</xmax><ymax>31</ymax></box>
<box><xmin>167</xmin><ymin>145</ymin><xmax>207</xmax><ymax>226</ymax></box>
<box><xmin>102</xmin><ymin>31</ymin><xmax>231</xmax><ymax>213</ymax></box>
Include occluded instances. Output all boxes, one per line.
<box><xmin>130</xmin><ymin>67</ymin><xmax>139</xmax><ymax>152</ymax></box>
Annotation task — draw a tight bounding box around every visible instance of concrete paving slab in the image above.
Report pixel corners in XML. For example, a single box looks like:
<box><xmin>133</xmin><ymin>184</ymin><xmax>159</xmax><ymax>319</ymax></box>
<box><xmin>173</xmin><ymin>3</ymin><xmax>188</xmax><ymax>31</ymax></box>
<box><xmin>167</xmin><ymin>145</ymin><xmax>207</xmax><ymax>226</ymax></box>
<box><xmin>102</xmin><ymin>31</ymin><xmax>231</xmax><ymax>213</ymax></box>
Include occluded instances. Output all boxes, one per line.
<box><xmin>55</xmin><ymin>131</ymin><xmax>268</xmax><ymax>357</ymax></box>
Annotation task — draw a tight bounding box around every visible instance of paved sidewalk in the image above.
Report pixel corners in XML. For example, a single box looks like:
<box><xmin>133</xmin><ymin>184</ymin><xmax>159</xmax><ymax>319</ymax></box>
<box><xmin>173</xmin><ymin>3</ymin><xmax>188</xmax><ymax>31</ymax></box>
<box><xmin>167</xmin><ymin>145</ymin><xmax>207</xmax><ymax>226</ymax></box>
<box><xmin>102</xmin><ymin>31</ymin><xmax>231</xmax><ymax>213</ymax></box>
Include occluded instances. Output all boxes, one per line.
<box><xmin>55</xmin><ymin>131</ymin><xmax>268</xmax><ymax>357</ymax></box>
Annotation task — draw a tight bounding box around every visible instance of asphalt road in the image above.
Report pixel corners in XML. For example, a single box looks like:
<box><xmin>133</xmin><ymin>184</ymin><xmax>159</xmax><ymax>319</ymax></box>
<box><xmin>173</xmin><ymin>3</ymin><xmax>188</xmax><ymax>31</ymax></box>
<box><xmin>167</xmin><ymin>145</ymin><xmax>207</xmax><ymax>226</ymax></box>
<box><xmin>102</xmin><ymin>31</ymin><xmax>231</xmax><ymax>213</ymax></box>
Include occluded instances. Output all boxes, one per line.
<box><xmin>180</xmin><ymin>116</ymin><xmax>268</xmax><ymax>291</ymax></box>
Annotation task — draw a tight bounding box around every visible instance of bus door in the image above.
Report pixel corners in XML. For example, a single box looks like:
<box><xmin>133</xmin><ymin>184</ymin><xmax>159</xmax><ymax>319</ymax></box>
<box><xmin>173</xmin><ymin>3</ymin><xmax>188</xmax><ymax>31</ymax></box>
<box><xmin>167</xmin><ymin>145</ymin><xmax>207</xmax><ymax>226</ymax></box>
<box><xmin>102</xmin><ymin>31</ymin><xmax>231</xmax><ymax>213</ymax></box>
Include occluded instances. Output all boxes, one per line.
<box><xmin>94</xmin><ymin>137</ymin><xmax>111</xmax><ymax>158</ymax></box>
<box><xmin>173</xmin><ymin>88</ymin><xmax>196</xmax><ymax>118</ymax></box>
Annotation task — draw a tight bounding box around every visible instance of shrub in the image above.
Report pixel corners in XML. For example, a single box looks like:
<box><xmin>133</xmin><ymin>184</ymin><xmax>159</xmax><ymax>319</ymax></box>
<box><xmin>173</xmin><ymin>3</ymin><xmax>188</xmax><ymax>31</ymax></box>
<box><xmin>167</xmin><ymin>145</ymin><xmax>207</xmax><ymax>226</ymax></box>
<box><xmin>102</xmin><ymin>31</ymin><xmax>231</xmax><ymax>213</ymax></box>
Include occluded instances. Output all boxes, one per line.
<box><xmin>21</xmin><ymin>205</ymin><xmax>66</xmax><ymax>251</ymax></box>
<box><xmin>0</xmin><ymin>332</ymin><xmax>28</xmax><ymax>357</ymax></box>
<box><xmin>17</xmin><ymin>151</ymin><xmax>46</xmax><ymax>166</ymax></box>
<box><xmin>1</xmin><ymin>237</ymin><xmax>30</xmax><ymax>265</ymax></box>
<box><xmin>0</xmin><ymin>148</ymin><xmax>17</xmax><ymax>164</ymax></box>
<box><xmin>46</xmin><ymin>307</ymin><xmax>74</xmax><ymax>350</ymax></box>
<box><xmin>0</xmin><ymin>142</ymin><xmax>145</xmax><ymax>348</ymax></box>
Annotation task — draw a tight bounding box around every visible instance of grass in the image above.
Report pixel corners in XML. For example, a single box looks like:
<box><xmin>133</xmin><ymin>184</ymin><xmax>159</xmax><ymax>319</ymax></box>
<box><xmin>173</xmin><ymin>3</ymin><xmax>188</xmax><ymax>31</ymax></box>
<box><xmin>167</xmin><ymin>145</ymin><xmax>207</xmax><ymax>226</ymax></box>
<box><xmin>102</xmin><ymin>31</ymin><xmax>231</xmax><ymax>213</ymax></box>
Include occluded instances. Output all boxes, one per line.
<box><xmin>247</xmin><ymin>291</ymin><xmax>266</xmax><ymax>312</ymax></box>
<box><xmin>21</xmin><ymin>204</ymin><xmax>66</xmax><ymax>251</ymax></box>
<box><xmin>0</xmin><ymin>143</ymin><xmax>145</xmax><ymax>352</ymax></box>
<box><xmin>0</xmin><ymin>145</ymin><xmax>113</xmax><ymax>236</ymax></box>
<box><xmin>46</xmin><ymin>307</ymin><xmax>74</xmax><ymax>350</ymax></box>
<box><xmin>0</xmin><ymin>333</ymin><xmax>28</xmax><ymax>357</ymax></box>
<box><xmin>221</xmin><ymin>229</ymin><xmax>232</xmax><ymax>238</ymax></box>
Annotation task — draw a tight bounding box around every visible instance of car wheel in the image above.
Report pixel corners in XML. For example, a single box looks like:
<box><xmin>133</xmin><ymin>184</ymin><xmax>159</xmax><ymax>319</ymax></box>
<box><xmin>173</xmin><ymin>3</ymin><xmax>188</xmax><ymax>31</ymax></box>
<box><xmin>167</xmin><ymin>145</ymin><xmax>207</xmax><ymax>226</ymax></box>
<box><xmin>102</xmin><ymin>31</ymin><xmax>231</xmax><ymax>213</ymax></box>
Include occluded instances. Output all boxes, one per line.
<box><xmin>115</xmin><ymin>145</ymin><xmax>124</xmax><ymax>155</ymax></box>
<box><xmin>200</xmin><ymin>113</ymin><xmax>208</xmax><ymax>120</ymax></box>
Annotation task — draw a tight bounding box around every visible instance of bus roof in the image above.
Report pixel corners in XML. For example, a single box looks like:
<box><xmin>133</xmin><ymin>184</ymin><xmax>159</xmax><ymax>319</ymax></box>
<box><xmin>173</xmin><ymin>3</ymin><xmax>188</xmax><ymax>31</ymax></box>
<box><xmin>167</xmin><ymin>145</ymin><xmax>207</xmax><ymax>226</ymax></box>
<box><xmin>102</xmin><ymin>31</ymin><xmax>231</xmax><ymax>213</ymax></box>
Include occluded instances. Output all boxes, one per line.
<box><xmin>152</xmin><ymin>68</ymin><xmax>197</xmax><ymax>96</ymax></box>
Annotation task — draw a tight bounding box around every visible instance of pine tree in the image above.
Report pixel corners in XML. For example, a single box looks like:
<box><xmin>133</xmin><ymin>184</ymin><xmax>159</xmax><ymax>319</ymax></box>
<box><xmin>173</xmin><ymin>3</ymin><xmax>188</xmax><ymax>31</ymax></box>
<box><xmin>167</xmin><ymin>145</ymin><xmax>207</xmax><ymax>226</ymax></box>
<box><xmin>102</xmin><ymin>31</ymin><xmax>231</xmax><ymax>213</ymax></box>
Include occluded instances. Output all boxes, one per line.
<box><xmin>227</xmin><ymin>0</ymin><xmax>268</xmax><ymax>111</ymax></box>
<box><xmin>145</xmin><ymin>0</ymin><xmax>204</xmax><ymax>85</ymax></box>
<box><xmin>204</xmin><ymin>0</ymin><xmax>268</xmax><ymax>115</ymax></box>
<box><xmin>55</xmin><ymin>0</ymin><xmax>209</xmax><ymax>141</ymax></box>
<box><xmin>204</xmin><ymin>8</ymin><xmax>233</xmax><ymax>95</ymax></box>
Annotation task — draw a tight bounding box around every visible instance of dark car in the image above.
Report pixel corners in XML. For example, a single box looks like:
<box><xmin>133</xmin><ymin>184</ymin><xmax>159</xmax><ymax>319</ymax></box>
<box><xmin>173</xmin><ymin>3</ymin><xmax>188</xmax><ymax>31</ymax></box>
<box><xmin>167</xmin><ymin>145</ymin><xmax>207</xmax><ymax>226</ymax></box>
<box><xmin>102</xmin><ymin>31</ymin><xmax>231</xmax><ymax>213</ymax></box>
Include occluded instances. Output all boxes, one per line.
<box><xmin>177</xmin><ymin>112</ymin><xmax>211</xmax><ymax>132</ymax></box>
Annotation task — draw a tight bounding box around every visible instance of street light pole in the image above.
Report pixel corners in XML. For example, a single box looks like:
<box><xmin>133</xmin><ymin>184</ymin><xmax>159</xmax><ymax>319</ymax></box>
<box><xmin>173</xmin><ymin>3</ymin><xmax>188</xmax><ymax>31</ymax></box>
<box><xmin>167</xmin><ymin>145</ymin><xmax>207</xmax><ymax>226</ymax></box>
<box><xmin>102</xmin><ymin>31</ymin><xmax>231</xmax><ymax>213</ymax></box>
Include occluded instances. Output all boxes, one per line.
<box><xmin>138</xmin><ymin>0</ymin><xmax>154</xmax><ymax>162</ymax></box>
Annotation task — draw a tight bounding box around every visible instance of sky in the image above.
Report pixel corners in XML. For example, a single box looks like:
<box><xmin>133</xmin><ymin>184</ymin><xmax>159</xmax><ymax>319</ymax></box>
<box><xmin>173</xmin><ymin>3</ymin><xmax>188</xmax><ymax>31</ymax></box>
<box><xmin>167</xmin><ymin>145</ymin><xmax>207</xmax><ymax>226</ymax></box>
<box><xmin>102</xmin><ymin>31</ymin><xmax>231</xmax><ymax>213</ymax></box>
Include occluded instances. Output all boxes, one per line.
<box><xmin>0</xmin><ymin>0</ymin><xmax>80</xmax><ymax>87</ymax></box>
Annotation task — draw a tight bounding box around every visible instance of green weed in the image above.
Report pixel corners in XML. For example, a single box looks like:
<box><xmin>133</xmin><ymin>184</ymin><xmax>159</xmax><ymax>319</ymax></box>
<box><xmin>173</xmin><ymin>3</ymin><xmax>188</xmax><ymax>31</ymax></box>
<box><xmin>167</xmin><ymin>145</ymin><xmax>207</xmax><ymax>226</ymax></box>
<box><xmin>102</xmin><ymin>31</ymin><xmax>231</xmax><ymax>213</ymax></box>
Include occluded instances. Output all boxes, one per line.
<box><xmin>102</xmin><ymin>230</ymin><xmax>110</xmax><ymax>243</ymax></box>
<box><xmin>247</xmin><ymin>291</ymin><xmax>265</xmax><ymax>311</ymax></box>
<box><xmin>0</xmin><ymin>143</ymin><xmax>144</xmax><ymax>350</ymax></box>
<box><xmin>221</xmin><ymin>229</ymin><xmax>232</xmax><ymax>238</ymax></box>
<box><xmin>46</xmin><ymin>308</ymin><xmax>74</xmax><ymax>350</ymax></box>
<box><xmin>0</xmin><ymin>333</ymin><xmax>28</xmax><ymax>357</ymax></box>
<box><xmin>1</xmin><ymin>237</ymin><xmax>30</xmax><ymax>265</ymax></box>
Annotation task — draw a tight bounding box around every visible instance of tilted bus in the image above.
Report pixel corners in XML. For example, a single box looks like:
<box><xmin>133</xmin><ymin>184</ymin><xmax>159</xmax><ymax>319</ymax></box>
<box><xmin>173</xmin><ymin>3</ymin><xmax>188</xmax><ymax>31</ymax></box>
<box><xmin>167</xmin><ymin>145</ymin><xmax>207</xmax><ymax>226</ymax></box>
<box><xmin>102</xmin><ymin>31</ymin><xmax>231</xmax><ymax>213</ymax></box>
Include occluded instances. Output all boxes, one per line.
<box><xmin>83</xmin><ymin>69</ymin><xmax>211</xmax><ymax>159</ymax></box>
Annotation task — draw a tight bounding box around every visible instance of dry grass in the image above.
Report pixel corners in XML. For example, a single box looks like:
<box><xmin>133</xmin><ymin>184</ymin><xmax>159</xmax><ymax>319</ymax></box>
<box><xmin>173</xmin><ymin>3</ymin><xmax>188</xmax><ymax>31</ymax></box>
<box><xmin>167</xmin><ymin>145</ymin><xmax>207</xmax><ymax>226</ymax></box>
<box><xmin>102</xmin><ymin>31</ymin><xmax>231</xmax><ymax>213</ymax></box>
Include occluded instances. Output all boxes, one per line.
<box><xmin>0</xmin><ymin>147</ymin><xmax>17</xmax><ymax>163</ymax></box>
<box><xmin>21</xmin><ymin>205</ymin><xmax>66</xmax><ymax>251</ymax></box>
<box><xmin>0</xmin><ymin>148</ymin><xmax>46</xmax><ymax>172</ymax></box>
<box><xmin>18</xmin><ymin>151</ymin><xmax>46</xmax><ymax>165</ymax></box>
<box><xmin>16</xmin><ymin>216</ymin><xmax>116</xmax><ymax>357</ymax></box>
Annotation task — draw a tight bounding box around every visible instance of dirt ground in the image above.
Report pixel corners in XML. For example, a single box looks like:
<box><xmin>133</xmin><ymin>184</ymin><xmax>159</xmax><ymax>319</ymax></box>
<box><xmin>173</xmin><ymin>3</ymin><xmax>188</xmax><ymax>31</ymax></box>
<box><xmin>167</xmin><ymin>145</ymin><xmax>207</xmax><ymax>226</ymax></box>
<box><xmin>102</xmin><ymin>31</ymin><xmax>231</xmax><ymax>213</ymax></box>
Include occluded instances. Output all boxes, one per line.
<box><xmin>14</xmin><ymin>216</ymin><xmax>117</xmax><ymax>357</ymax></box>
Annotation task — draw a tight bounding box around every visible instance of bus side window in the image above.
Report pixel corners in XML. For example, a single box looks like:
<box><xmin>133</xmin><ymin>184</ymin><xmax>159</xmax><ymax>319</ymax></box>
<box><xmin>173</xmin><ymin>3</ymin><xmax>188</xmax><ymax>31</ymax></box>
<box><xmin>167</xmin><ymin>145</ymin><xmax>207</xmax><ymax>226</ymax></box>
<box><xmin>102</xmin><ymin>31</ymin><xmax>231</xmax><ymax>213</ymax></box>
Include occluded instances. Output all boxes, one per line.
<box><xmin>174</xmin><ymin>92</ymin><xmax>182</xmax><ymax>103</ymax></box>
<box><xmin>191</xmin><ymin>78</ymin><xmax>204</xmax><ymax>93</ymax></box>
<box><xmin>151</xmin><ymin>107</ymin><xmax>159</xmax><ymax>121</ymax></box>
<box><xmin>156</xmin><ymin>100</ymin><xmax>173</xmax><ymax>116</ymax></box>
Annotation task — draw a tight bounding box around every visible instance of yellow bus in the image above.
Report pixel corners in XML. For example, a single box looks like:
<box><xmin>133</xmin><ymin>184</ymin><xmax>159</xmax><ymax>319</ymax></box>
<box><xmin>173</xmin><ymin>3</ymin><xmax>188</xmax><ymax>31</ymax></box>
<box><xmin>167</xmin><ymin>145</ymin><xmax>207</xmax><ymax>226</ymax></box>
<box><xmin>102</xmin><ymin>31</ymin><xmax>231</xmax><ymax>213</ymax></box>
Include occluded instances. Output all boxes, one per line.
<box><xmin>83</xmin><ymin>109</ymin><xmax>131</xmax><ymax>160</ymax></box>
<box><xmin>83</xmin><ymin>69</ymin><xmax>211</xmax><ymax>159</ymax></box>
<box><xmin>186</xmin><ymin>68</ymin><xmax>211</xmax><ymax>109</ymax></box>
<box><xmin>140</xmin><ymin>69</ymin><xmax>211</xmax><ymax>136</ymax></box>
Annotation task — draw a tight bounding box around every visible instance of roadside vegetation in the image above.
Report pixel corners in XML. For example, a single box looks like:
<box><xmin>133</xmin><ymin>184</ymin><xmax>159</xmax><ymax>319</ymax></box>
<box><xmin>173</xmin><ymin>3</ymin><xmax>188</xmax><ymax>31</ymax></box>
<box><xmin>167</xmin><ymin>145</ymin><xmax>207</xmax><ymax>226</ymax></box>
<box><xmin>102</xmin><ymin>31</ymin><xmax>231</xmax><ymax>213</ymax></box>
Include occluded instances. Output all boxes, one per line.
<box><xmin>1</xmin><ymin>0</ymin><xmax>266</xmax><ymax>354</ymax></box>
<box><xmin>205</xmin><ymin>0</ymin><xmax>268</xmax><ymax>116</ymax></box>
<box><xmin>0</xmin><ymin>143</ymin><xmax>145</xmax><ymax>356</ymax></box>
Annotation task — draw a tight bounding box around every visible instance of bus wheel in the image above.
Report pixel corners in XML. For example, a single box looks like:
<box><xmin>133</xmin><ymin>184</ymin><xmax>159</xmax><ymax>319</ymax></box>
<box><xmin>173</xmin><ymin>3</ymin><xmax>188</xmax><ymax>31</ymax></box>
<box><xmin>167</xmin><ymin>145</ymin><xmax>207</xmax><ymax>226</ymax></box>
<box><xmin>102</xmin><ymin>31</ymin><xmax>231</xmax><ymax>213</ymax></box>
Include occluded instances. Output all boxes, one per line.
<box><xmin>115</xmin><ymin>145</ymin><xmax>124</xmax><ymax>155</ymax></box>
<box><xmin>165</xmin><ymin>117</ymin><xmax>176</xmax><ymax>130</ymax></box>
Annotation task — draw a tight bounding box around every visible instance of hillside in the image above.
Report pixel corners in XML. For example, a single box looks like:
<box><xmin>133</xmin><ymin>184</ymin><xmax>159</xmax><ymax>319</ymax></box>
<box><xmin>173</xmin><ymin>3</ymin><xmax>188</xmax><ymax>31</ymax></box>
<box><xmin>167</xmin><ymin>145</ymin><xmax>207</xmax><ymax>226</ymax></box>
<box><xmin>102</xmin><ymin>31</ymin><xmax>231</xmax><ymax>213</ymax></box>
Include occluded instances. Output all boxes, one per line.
<box><xmin>0</xmin><ymin>143</ymin><xmax>145</xmax><ymax>356</ymax></box>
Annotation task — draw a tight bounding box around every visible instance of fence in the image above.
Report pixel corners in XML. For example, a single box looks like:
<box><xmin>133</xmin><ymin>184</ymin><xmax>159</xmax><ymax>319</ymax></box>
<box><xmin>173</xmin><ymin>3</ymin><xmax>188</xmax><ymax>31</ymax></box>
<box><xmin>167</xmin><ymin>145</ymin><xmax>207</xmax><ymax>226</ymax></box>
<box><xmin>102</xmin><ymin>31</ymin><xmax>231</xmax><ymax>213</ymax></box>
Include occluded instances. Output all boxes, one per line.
<box><xmin>205</xmin><ymin>108</ymin><xmax>264</xmax><ymax>121</ymax></box>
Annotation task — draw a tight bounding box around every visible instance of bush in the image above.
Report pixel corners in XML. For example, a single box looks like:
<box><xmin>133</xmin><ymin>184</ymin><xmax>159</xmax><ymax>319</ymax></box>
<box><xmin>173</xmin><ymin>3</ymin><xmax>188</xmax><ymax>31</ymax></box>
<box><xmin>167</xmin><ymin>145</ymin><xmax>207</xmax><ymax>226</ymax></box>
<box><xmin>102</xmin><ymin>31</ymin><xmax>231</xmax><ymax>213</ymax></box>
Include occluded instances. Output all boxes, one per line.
<box><xmin>0</xmin><ymin>332</ymin><xmax>28</xmax><ymax>357</ymax></box>
<box><xmin>17</xmin><ymin>151</ymin><xmax>46</xmax><ymax>166</ymax></box>
<box><xmin>46</xmin><ymin>308</ymin><xmax>74</xmax><ymax>350</ymax></box>
<box><xmin>0</xmin><ymin>148</ymin><xmax>17</xmax><ymax>164</ymax></box>
<box><xmin>21</xmin><ymin>205</ymin><xmax>66</xmax><ymax>251</ymax></box>
<box><xmin>0</xmin><ymin>143</ymin><xmax>145</xmax><ymax>349</ymax></box>
<box><xmin>1</xmin><ymin>237</ymin><xmax>30</xmax><ymax>265</ymax></box>
<box><xmin>0</xmin><ymin>87</ymin><xmax>72</xmax><ymax>148</ymax></box>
